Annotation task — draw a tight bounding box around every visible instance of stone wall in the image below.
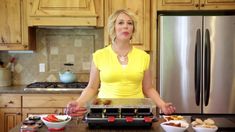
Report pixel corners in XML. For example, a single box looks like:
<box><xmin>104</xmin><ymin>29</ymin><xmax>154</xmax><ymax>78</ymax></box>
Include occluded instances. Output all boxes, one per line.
<box><xmin>0</xmin><ymin>28</ymin><xmax>104</xmax><ymax>85</ymax></box>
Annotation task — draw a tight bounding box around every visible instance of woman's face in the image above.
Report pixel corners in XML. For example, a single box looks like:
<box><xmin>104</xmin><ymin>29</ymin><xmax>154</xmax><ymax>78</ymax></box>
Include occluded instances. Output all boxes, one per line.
<box><xmin>114</xmin><ymin>12</ymin><xmax>134</xmax><ymax>41</ymax></box>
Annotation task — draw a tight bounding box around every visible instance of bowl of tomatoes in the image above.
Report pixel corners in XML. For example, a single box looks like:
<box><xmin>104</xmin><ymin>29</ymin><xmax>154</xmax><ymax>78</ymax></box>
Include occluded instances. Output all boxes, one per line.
<box><xmin>41</xmin><ymin>114</ymin><xmax>71</xmax><ymax>130</ymax></box>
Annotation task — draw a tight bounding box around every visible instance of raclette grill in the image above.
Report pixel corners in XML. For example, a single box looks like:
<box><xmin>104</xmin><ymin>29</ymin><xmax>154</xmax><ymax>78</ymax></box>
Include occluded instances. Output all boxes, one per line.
<box><xmin>85</xmin><ymin>98</ymin><xmax>156</xmax><ymax>128</ymax></box>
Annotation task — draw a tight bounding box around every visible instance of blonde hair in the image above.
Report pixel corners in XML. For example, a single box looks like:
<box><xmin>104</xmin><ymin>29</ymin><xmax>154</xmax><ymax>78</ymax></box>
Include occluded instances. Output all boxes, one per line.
<box><xmin>107</xmin><ymin>9</ymin><xmax>137</xmax><ymax>44</ymax></box>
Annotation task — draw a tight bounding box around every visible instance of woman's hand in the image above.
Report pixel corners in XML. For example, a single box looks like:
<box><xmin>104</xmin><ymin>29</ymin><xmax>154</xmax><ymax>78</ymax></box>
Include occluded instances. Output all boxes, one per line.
<box><xmin>160</xmin><ymin>102</ymin><xmax>176</xmax><ymax>115</ymax></box>
<box><xmin>65</xmin><ymin>101</ymin><xmax>87</xmax><ymax>117</ymax></box>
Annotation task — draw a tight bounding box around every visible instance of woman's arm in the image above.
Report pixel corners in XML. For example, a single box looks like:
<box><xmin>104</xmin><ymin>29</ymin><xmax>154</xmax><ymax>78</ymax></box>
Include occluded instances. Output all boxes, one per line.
<box><xmin>142</xmin><ymin>68</ymin><xmax>175</xmax><ymax>115</ymax></box>
<box><xmin>76</xmin><ymin>60</ymin><xmax>100</xmax><ymax>107</ymax></box>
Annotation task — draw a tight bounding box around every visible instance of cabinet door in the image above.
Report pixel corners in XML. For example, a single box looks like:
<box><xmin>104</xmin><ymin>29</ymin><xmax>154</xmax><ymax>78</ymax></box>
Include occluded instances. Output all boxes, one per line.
<box><xmin>201</xmin><ymin>0</ymin><xmax>235</xmax><ymax>10</ymax></box>
<box><xmin>157</xmin><ymin>0</ymin><xmax>200</xmax><ymax>10</ymax></box>
<box><xmin>27</xmin><ymin>0</ymin><xmax>98</xmax><ymax>26</ymax></box>
<box><xmin>0</xmin><ymin>0</ymin><xmax>33</xmax><ymax>50</ymax></box>
<box><xmin>0</xmin><ymin>108</ymin><xmax>22</xmax><ymax>132</ymax></box>
<box><xmin>0</xmin><ymin>0</ymin><xmax>21</xmax><ymax>44</ymax></box>
<box><xmin>104</xmin><ymin>0</ymin><xmax>150</xmax><ymax>50</ymax></box>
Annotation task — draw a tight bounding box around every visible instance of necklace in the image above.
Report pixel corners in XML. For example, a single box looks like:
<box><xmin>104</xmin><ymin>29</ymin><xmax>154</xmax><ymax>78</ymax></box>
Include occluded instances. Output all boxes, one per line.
<box><xmin>118</xmin><ymin>55</ymin><xmax>128</xmax><ymax>62</ymax></box>
<box><xmin>112</xmin><ymin>43</ymin><xmax>132</xmax><ymax>64</ymax></box>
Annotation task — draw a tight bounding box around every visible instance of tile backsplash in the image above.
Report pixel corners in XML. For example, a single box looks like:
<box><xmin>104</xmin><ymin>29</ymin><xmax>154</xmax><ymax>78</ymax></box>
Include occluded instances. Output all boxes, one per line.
<box><xmin>0</xmin><ymin>28</ymin><xmax>104</xmax><ymax>85</ymax></box>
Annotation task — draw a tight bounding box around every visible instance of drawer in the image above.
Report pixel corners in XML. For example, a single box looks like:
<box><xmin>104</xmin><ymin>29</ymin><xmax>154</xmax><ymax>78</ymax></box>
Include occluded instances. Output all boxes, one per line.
<box><xmin>0</xmin><ymin>94</ymin><xmax>21</xmax><ymax>107</ymax></box>
<box><xmin>22</xmin><ymin>94</ymin><xmax>79</xmax><ymax>107</ymax></box>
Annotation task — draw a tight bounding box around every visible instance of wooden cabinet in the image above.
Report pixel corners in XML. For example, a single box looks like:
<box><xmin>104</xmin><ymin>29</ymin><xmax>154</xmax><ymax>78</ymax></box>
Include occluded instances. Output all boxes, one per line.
<box><xmin>27</xmin><ymin>0</ymin><xmax>103</xmax><ymax>26</ymax></box>
<box><xmin>202</xmin><ymin>0</ymin><xmax>235</xmax><ymax>10</ymax></box>
<box><xmin>0</xmin><ymin>94</ymin><xmax>22</xmax><ymax>132</ymax></box>
<box><xmin>22</xmin><ymin>94</ymin><xmax>79</xmax><ymax>119</ymax></box>
<box><xmin>0</xmin><ymin>0</ymin><xmax>35</xmax><ymax>50</ymax></box>
<box><xmin>0</xmin><ymin>108</ymin><xmax>22</xmax><ymax>132</ymax></box>
<box><xmin>0</xmin><ymin>93</ymin><xmax>79</xmax><ymax>131</ymax></box>
<box><xmin>104</xmin><ymin>0</ymin><xmax>150</xmax><ymax>51</ymax></box>
<box><xmin>157</xmin><ymin>0</ymin><xmax>235</xmax><ymax>10</ymax></box>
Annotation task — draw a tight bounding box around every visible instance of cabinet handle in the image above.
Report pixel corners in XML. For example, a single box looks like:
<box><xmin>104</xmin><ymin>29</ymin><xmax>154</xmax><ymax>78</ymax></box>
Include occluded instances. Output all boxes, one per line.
<box><xmin>201</xmin><ymin>4</ymin><xmax>205</xmax><ymax>7</ymax></box>
<box><xmin>16</xmin><ymin>112</ymin><xmax>21</xmax><ymax>115</ymax></box>
<box><xmin>23</xmin><ymin>45</ymin><xmax>28</xmax><ymax>49</ymax></box>
<box><xmin>195</xmin><ymin>4</ymin><xmax>199</xmax><ymax>7</ymax></box>
<box><xmin>54</xmin><ymin>109</ymin><xmax>58</xmax><ymax>113</ymax></box>
<box><xmin>8</xmin><ymin>101</ymin><xmax>14</xmax><ymax>104</ymax></box>
<box><xmin>1</xmin><ymin>36</ymin><xmax>4</xmax><ymax>43</ymax></box>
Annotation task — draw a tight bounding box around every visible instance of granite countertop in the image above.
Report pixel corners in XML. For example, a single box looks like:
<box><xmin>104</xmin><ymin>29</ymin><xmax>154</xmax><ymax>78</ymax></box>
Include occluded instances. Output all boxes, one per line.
<box><xmin>0</xmin><ymin>85</ymin><xmax>83</xmax><ymax>94</ymax></box>
<box><xmin>10</xmin><ymin>117</ymin><xmax>194</xmax><ymax>132</ymax></box>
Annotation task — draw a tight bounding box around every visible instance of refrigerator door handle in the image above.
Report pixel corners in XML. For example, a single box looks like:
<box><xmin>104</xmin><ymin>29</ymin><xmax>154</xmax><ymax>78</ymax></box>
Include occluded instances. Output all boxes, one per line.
<box><xmin>195</xmin><ymin>29</ymin><xmax>201</xmax><ymax>106</ymax></box>
<box><xmin>204</xmin><ymin>29</ymin><xmax>211</xmax><ymax>106</ymax></box>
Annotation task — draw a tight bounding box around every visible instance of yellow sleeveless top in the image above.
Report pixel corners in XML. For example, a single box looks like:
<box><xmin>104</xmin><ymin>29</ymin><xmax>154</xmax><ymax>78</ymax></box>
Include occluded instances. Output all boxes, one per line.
<box><xmin>93</xmin><ymin>45</ymin><xmax>150</xmax><ymax>98</ymax></box>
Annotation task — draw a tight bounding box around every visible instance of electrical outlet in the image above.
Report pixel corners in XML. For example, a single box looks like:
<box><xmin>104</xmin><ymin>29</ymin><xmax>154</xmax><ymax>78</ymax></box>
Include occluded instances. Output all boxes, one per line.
<box><xmin>39</xmin><ymin>63</ymin><xmax>45</xmax><ymax>72</ymax></box>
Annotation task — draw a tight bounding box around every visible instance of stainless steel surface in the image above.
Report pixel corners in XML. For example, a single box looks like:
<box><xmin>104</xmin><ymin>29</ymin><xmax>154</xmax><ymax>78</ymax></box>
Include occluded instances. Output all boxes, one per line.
<box><xmin>24</xmin><ymin>82</ymin><xmax>87</xmax><ymax>92</ymax></box>
<box><xmin>160</xmin><ymin>16</ymin><xmax>202</xmax><ymax>114</ymax></box>
<box><xmin>159</xmin><ymin>15</ymin><xmax>235</xmax><ymax>114</ymax></box>
<box><xmin>203</xmin><ymin>16</ymin><xmax>235</xmax><ymax>114</ymax></box>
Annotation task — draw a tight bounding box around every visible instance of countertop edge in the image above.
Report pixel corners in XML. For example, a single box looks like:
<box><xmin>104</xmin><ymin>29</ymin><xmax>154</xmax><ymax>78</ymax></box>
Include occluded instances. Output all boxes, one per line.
<box><xmin>0</xmin><ymin>85</ymin><xmax>83</xmax><ymax>94</ymax></box>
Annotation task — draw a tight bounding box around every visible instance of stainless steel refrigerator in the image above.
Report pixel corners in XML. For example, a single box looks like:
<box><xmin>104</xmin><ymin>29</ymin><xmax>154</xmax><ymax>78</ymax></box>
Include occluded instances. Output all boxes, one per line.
<box><xmin>159</xmin><ymin>15</ymin><xmax>235</xmax><ymax>115</ymax></box>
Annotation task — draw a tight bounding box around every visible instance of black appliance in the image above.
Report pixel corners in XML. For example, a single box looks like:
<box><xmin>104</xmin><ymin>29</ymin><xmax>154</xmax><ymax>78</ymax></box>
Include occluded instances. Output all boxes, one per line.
<box><xmin>85</xmin><ymin>98</ymin><xmax>157</xmax><ymax>128</ymax></box>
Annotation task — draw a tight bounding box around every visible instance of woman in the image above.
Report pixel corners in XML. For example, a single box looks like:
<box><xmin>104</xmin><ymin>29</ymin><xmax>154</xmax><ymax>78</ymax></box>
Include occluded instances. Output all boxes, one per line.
<box><xmin>66</xmin><ymin>9</ymin><xmax>175</xmax><ymax>115</ymax></box>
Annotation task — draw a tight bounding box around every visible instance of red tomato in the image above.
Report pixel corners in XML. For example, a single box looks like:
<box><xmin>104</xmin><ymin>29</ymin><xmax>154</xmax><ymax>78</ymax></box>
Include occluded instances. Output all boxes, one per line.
<box><xmin>46</xmin><ymin>114</ymin><xmax>59</xmax><ymax>122</ymax></box>
<box><xmin>43</xmin><ymin>117</ymin><xmax>51</xmax><ymax>122</ymax></box>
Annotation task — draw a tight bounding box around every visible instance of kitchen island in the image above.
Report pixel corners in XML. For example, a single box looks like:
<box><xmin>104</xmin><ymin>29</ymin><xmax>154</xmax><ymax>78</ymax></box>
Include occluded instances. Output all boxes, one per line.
<box><xmin>10</xmin><ymin>117</ymin><xmax>194</xmax><ymax>132</ymax></box>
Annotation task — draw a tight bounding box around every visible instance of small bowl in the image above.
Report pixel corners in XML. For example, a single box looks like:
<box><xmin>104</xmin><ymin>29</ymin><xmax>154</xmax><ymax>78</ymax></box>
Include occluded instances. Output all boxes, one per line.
<box><xmin>160</xmin><ymin>120</ymin><xmax>189</xmax><ymax>132</ymax></box>
<box><xmin>41</xmin><ymin>115</ymin><xmax>71</xmax><ymax>129</ymax></box>
<box><xmin>192</xmin><ymin>125</ymin><xmax>218</xmax><ymax>132</ymax></box>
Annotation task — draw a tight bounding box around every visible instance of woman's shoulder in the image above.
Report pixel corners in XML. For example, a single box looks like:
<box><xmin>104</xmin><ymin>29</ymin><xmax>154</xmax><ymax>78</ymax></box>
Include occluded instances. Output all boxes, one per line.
<box><xmin>93</xmin><ymin>45</ymin><xmax>111</xmax><ymax>55</ymax></box>
<box><xmin>132</xmin><ymin>47</ymin><xmax>149</xmax><ymax>56</ymax></box>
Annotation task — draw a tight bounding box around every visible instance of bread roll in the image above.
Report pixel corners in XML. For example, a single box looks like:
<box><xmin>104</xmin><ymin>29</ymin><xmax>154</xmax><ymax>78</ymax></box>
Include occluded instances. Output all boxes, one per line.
<box><xmin>204</xmin><ymin>118</ymin><xmax>215</xmax><ymax>125</ymax></box>
<box><xmin>195</xmin><ymin>118</ymin><xmax>203</xmax><ymax>124</ymax></box>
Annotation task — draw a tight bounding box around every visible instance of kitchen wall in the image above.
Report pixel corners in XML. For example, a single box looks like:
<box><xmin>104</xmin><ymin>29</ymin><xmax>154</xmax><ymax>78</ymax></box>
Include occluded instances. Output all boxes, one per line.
<box><xmin>0</xmin><ymin>28</ymin><xmax>104</xmax><ymax>85</ymax></box>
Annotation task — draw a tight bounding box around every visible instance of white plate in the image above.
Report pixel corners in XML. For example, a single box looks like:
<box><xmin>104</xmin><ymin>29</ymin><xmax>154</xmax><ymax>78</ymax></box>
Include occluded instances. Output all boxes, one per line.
<box><xmin>160</xmin><ymin>120</ymin><xmax>189</xmax><ymax>132</ymax></box>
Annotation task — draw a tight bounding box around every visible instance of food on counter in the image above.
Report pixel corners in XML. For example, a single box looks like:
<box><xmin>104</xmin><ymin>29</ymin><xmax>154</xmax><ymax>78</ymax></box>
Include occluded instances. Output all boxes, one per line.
<box><xmin>191</xmin><ymin>118</ymin><xmax>217</xmax><ymax>129</ymax></box>
<box><xmin>92</xmin><ymin>98</ymin><xmax>112</xmax><ymax>105</ymax></box>
<box><xmin>195</xmin><ymin>118</ymin><xmax>204</xmax><ymax>124</ymax></box>
<box><xmin>28</xmin><ymin>115</ymin><xmax>41</xmax><ymax>121</ymax></box>
<box><xmin>204</xmin><ymin>118</ymin><xmax>215</xmax><ymax>125</ymax></box>
<box><xmin>43</xmin><ymin>114</ymin><xmax>69</xmax><ymax>122</ymax></box>
<box><xmin>160</xmin><ymin>120</ymin><xmax>189</xmax><ymax>132</ymax></box>
<box><xmin>92</xmin><ymin>98</ymin><xmax>102</xmax><ymax>105</ymax></box>
<box><xmin>164</xmin><ymin>122</ymin><xmax>183</xmax><ymax>128</ymax></box>
<box><xmin>103</xmin><ymin>99</ymin><xmax>112</xmax><ymax>105</ymax></box>
<box><xmin>41</xmin><ymin>115</ymin><xmax>71</xmax><ymax>130</ymax></box>
<box><xmin>164</xmin><ymin>115</ymin><xmax>184</xmax><ymax>121</ymax></box>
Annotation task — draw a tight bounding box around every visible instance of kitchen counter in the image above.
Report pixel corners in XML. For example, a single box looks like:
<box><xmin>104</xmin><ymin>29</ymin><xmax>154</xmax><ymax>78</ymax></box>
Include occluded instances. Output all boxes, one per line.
<box><xmin>0</xmin><ymin>85</ymin><xmax>83</xmax><ymax>94</ymax></box>
<box><xmin>10</xmin><ymin>117</ymin><xmax>194</xmax><ymax>132</ymax></box>
<box><xmin>10</xmin><ymin>116</ymin><xmax>235</xmax><ymax>132</ymax></box>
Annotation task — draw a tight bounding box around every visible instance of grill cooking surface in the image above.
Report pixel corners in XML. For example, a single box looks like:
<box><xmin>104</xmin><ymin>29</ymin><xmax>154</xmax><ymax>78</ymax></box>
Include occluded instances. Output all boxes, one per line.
<box><xmin>24</xmin><ymin>82</ymin><xmax>88</xmax><ymax>91</ymax></box>
<box><xmin>85</xmin><ymin>98</ymin><xmax>156</xmax><ymax>128</ymax></box>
